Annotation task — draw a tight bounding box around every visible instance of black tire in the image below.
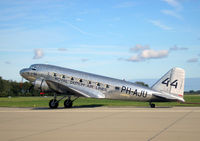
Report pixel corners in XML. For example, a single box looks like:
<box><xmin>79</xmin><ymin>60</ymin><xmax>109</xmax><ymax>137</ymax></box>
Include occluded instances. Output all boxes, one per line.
<box><xmin>64</xmin><ymin>100</ymin><xmax>73</xmax><ymax>108</ymax></box>
<box><xmin>49</xmin><ymin>99</ymin><xmax>59</xmax><ymax>109</ymax></box>
<box><xmin>150</xmin><ymin>103</ymin><xmax>155</xmax><ymax>108</ymax></box>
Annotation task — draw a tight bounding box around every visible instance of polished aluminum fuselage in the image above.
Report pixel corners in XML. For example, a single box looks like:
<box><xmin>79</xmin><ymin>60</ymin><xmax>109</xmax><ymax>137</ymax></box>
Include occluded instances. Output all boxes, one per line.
<box><xmin>20</xmin><ymin>64</ymin><xmax>166</xmax><ymax>102</ymax></box>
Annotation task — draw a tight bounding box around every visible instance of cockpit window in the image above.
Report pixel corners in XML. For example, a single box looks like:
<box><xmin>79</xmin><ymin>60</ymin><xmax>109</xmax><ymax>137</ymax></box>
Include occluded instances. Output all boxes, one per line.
<box><xmin>30</xmin><ymin>65</ymin><xmax>37</xmax><ymax>71</ymax></box>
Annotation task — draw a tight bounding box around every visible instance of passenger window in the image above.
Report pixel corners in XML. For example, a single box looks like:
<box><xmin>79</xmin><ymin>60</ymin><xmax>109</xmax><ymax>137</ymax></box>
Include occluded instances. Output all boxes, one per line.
<box><xmin>115</xmin><ymin>87</ymin><xmax>120</xmax><ymax>90</ymax></box>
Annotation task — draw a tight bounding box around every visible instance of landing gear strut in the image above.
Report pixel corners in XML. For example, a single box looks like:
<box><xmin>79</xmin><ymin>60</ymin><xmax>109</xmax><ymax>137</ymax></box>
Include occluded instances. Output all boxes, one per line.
<box><xmin>49</xmin><ymin>94</ymin><xmax>79</xmax><ymax>109</ymax></box>
<box><xmin>149</xmin><ymin>102</ymin><xmax>155</xmax><ymax>108</ymax></box>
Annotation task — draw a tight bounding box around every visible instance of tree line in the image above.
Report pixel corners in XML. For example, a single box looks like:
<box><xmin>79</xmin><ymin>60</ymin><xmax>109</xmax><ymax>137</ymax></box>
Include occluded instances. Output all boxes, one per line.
<box><xmin>0</xmin><ymin>76</ymin><xmax>54</xmax><ymax>97</ymax></box>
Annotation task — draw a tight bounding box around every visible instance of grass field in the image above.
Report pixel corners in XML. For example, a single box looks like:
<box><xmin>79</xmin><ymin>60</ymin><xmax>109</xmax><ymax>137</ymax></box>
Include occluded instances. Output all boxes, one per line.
<box><xmin>0</xmin><ymin>95</ymin><xmax>200</xmax><ymax>108</ymax></box>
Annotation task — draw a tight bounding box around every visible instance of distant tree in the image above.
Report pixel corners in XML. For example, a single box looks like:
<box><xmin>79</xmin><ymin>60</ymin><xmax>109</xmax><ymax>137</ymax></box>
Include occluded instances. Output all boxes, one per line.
<box><xmin>0</xmin><ymin>77</ymin><xmax>4</xmax><ymax>92</ymax></box>
<box><xmin>135</xmin><ymin>81</ymin><xmax>149</xmax><ymax>87</ymax></box>
<box><xmin>189</xmin><ymin>90</ymin><xmax>195</xmax><ymax>93</ymax></box>
<box><xmin>0</xmin><ymin>77</ymin><xmax>10</xmax><ymax>97</ymax></box>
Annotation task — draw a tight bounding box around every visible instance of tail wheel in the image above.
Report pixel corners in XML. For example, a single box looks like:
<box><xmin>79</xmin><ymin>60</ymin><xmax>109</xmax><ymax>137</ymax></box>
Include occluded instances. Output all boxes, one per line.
<box><xmin>49</xmin><ymin>99</ymin><xmax>59</xmax><ymax>109</ymax></box>
<box><xmin>150</xmin><ymin>103</ymin><xmax>155</xmax><ymax>108</ymax></box>
<box><xmin>64</xmin><ymin>99</ymin><xmax>73</xmax><ymax>108</ymax></box>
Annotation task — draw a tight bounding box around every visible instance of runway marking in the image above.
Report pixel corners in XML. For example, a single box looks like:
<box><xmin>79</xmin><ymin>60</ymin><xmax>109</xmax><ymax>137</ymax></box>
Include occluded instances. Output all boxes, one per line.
<box><xmin>147</xmin><ymin>110</ymin><xmax>193</xmax><ymax>141</ymax></box>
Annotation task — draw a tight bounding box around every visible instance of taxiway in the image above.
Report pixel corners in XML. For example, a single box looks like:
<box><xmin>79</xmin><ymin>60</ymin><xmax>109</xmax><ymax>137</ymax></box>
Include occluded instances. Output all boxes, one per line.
<box><xmin>0</xmin><ymin>107</ymin><xmax>200</xmax><ymax>141</ymax></box>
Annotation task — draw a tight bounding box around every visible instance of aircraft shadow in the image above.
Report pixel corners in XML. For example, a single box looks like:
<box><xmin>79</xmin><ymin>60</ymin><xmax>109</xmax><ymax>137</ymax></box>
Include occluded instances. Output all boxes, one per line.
<box><xmin>140</xmin><ymin>106</ymin><xmax>173</xmax><ymax>108</ymax></box>
<box><xmin>31</xmin><ymin>104</ymin><xmax>104</xmax><ymax>110</ymax></box>
<box><xmin>73</xmin><ymin>104</ymin><xmax>104</xmax><ymax>108</ymax></box>
<box><xmin>151</xmin><ymin>106</ymin><xmax>173</xmax><ymax>108</ymax></box>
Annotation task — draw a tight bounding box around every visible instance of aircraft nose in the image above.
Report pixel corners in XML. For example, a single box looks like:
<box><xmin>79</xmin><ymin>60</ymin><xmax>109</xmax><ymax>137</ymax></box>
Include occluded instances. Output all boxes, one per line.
<box><xmin>20</xmin><ymin>69</ymin><xmax>25</xmax><ymax>76</ymax></box>
<box><xmin>20</xmin><ymin>68</ymin><xmax>29</xmax><ymax>77</ymax></box>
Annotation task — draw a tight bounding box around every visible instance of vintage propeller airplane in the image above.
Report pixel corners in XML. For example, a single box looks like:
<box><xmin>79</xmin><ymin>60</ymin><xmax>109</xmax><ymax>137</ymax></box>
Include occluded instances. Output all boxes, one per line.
<box><xmin>20</xmin><ymin>64</ymin><xmax>185</xmax><ymax>108</ymax></box>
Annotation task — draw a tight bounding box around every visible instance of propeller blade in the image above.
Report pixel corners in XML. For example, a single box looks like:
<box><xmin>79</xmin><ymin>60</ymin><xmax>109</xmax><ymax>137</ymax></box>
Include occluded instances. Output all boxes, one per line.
<box><xmin>27</xmin><ymin>85</ymin><xmax>34</xmax><ymax>93</ymax></box>
<box><xmin>20</xmin><ymin>77</ymin><xmax>23</xmax><ymax>88</ymax></box>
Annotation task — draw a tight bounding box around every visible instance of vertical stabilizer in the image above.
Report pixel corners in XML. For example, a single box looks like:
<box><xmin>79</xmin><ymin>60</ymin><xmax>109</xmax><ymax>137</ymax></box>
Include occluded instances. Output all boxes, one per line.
<box><xmin>152</xmin><ymin>68</ymin><xmax>185</xmax><ymax>97</ymax></box>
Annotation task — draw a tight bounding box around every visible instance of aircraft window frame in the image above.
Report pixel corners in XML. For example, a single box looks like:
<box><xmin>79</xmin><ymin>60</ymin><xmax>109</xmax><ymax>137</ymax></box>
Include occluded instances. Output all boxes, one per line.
<box><xmin>30</xmin><ymin>65</ymin><xmax>37</xmax><ymax>71</ymax></box>
<box><xmin>115</xmin><ymin>86</ymin><xmax>120</xmax><ymax>90</ymax></box>
<box><xmin>97</xmin><ymin>82</ymin><xmax>100</xmax><ymax>86</ymax></box>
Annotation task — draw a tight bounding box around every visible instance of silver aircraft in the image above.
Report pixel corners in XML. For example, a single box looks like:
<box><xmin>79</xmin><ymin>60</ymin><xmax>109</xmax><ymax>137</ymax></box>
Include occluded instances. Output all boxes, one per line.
<box><xmin>20</xmin><ymin>64</ymin><xmax>185</xmax><ymax>108</ymax></box>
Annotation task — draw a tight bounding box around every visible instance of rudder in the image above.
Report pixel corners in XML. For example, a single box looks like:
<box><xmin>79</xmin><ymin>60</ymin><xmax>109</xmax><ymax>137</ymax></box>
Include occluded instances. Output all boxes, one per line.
<box><xmin>152</xmin><ymin>68</ymin><xmax>185</xmax><ymax>97</ymax></box>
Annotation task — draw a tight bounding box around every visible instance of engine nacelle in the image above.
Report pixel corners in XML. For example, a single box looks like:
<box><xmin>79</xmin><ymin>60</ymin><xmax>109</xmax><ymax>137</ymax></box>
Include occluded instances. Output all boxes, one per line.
<box><xmin>34</xmin><ymin>78</ymin><xmax>50</xmax><ymax>92</ymax></box>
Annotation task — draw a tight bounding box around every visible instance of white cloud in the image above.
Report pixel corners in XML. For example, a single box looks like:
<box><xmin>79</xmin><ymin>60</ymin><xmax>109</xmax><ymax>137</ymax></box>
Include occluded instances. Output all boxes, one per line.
<box><xmin>130</xmin><ymin>44</ymin><xmax>149</xmax><ymax>52</ymax></box>
<box><xmin>33</xmin><ymin>49</ymin><xmax>44</xmax><ymax>59</ymax></box>
<box><xmin>128</xmin><ymin>55</ymin><xmax>142</xmax><ymax>62</ymax></box>
<box><xmin>187</xmin><ymin>58</ymin><xmax>198</xmax><ymax>63</ymax></box>
<box><xmin>114</xmin><ymin>1</ymin><xmax>135</xmax><ymax>8</ymax></box>
<box><xmin>113</xmin><ymin>17</ymin><xmax>121</xmax><ymax>21</ymax></box>
<box><xmin>149</xmin><ymin>20</ymin><xmax>172</xmax><ymax>30</ymax></box>
<box><xmin>75</xmin><ymin>18</ymin><xmax>83</xmax><ymax>22</ymax></box>
<box><xmin>5</xmin><ymin>61</ymin><xmax>11</xmax><ymax>64</ymax></box>
<box><xmin>128</xmin><ymin>49</ymin><xmax>169</xmax><ymax>62</ymax></box>
<box><xmin>81</xmin><ymin>59</ymin><xmax>89</xmax><ymax>62</ymax></box>
<box><xmin>163</xmin><ymin>0</ymin><xmax>181</xmax><ymax>10</ymax></box>
<box><xmin>60</xmin><ymin>21</ymin><xmax>93</xmax><ymax>36</ymax></box>
<box><xmin>58</xmin><ymin>48</ymin><xmax>67</xmax><ymax>52</ymax></box>
<box><xmin>141</xmin><ymin>49</ymin><xmax>169</xmax><ymax>59</ymax></box>
<box><xmin>169</xmin><ymin>45</ymin><xmax>188</xmax><ymax>51</ymax></box>
<box><xmin>161</xmin><ymin>10</ymin><xmax>182</xmax><ymax>20</ymax></box>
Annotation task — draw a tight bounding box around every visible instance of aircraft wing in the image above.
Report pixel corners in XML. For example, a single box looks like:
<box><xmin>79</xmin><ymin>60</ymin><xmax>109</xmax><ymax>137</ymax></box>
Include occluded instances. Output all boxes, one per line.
<box><xmin>45</xmin><ymin>79</ymin><xmax>105</xmax><ymax>98</ymax></box>
<box><xmin>152</xmin><ymin>92</ymin><xmax>185</xmax><ymax>102</ymax></box>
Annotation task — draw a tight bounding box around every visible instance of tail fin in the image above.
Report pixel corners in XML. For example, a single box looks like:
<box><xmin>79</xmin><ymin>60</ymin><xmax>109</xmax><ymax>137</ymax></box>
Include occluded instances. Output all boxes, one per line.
<box><xmin>152</xmin><ymin>68</ymin><xmax>185</xmax><ymax>97</ymax></box>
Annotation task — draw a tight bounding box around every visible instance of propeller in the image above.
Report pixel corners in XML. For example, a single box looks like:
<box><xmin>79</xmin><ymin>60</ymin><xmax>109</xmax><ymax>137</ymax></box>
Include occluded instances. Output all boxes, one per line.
<box><xmin>27</xmin><ymin>85</ymin><xmax>34</xmax><ymax>93</ymax></box>
<box><xmin>20</xmin><ymin>77</ymin><xmax>34</xmax><ymax>94</ymax></box>
<box><xmin>20</xmin><ymin>77</ymin><xmax>46</xmax><ymax>95</ymax></box>
<box><xmin>20</xmin><ymin>77</ymin><xmax>25</xmax><ymax>94</ymax></box>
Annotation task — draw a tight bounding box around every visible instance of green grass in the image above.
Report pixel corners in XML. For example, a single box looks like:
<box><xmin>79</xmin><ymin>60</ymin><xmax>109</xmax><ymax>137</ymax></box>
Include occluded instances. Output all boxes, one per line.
<box><xmin>0</xmin><ymin>95</ymin><xmax>200</xmax><ymax>108</ymax></box>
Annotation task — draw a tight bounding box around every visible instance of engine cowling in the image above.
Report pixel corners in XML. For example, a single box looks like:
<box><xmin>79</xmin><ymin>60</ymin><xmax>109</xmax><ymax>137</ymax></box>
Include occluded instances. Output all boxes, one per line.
<box><xmin>34</xmin><ymin>78</ymin><xmax>50</xmax><ymax>92</ymax></box>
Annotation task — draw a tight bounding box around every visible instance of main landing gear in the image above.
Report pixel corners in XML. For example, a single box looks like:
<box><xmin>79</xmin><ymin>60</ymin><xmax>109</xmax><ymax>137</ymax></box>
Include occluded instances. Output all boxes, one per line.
<box><xmin>149</xmin><ymin>102</ymin><xmax>155</xmax><ymax>108</ymax></box>
<box><xmin>49</xmin><ymin>94</ymin><xmax>79</xmax><ymax>109</ymax></box>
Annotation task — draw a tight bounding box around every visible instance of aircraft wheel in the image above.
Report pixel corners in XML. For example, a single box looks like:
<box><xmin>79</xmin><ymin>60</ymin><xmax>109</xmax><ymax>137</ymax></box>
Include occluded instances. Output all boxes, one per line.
<box><xmin>150</xmin><ymin>103</ymin><xmax>155</xmax><ymax>108</ymax></box>
<box><xmin>64</xmin><ymin>99</ymin><xmax>73</xmax><ymax>108</ymax></box>
<box><xmin>49</xmin><ymin>99</ymin><xmax>59</xmax><ymax>109</ymax></box>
